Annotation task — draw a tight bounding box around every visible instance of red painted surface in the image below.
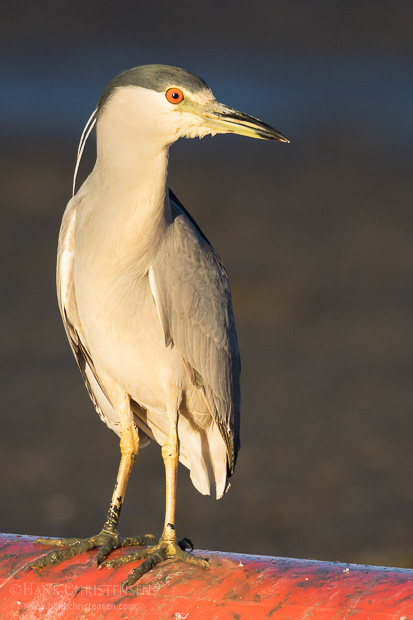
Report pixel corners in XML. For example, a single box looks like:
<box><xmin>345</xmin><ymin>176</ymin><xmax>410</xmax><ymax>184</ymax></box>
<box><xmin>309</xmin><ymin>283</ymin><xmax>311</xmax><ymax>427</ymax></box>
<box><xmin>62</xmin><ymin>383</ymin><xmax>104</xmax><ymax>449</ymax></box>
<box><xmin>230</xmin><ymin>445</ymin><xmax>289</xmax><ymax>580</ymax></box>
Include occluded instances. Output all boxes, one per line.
<box><xmin>0</xmin><ymin>533</ymin><xmax>412</xmax><ymax>619</ymax></box>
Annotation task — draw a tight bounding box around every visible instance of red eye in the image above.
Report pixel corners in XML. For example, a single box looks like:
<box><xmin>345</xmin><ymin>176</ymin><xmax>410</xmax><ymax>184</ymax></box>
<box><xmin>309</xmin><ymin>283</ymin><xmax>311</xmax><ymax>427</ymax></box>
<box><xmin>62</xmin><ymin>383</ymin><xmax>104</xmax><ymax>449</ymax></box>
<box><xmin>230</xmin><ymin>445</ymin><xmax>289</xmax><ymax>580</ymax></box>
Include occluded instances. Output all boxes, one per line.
<box><xmin>166</xmin><ymin>88</ymin><xmax>184</xmax><ymax>104</ymax></box>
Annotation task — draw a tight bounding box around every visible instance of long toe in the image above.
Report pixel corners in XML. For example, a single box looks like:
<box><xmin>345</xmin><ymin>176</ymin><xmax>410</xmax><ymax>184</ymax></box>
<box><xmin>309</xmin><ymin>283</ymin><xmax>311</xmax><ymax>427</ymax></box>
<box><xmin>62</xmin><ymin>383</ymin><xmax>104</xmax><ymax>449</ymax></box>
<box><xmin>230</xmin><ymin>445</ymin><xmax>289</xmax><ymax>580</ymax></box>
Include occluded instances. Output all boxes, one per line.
<box><xmin>105</xmin><ymin>541</ymin><xmax>208</xmax><ymax>588</ymax></box>
<box><xmin>27</xmin><ymin>536</ymin><xmax>100</xmax><ymax>570</ymax></box>
<box><xmin>26</xmin><ymin>531</ymin><xmax>155</xmax><ymax>572</ymax></box>
<box><xmin>119</xmin><ymin>534</ymin><xmax>157</xmax><ymax>547</ymax></box>
<box><xmin>34</xmin><ymin>536</ymin><xmax>88</xmax><ymax>547</ymax></box>
<box><xmin>101</xmin><ymin>547</ymin><xmax>152</xmax><ymax>569</ymax></box>
<box><xmin>94</xmin><ymin>532</ymin><xmax>121</xmax><ymax>566</ymax></box>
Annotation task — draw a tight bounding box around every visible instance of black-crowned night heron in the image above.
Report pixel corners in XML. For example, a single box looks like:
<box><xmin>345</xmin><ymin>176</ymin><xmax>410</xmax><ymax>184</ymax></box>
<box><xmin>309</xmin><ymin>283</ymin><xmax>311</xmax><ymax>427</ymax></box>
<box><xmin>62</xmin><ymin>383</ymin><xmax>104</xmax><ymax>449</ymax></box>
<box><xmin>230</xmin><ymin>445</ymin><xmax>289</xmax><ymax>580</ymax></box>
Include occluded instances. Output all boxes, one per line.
<box><xmin>28</xmin><ymin>65</ymin><xmax>288</xmax><ymax>587</ymax></box>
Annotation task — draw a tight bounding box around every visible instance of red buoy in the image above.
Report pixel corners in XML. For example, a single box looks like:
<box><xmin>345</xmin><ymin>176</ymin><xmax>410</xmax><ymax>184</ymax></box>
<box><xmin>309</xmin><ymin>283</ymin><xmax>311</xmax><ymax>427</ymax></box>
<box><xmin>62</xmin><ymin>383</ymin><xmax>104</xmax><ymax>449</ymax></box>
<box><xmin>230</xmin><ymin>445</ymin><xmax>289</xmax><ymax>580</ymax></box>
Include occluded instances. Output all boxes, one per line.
<box><xmin>0</xmin><ymin>533</ymin><xmax>412</xmax><ymax>618</ymax></box>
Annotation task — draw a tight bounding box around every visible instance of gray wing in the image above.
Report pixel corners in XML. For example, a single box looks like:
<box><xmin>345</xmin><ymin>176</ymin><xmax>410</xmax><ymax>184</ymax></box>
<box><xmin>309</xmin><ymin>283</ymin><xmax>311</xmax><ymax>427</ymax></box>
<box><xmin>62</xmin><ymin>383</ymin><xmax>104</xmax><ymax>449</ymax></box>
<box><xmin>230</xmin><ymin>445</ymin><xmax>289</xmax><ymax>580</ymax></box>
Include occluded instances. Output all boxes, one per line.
<box><xmin>150</xmin><ymin>191</ymin><xmax>241</xmax><ymax>473</ymax></box>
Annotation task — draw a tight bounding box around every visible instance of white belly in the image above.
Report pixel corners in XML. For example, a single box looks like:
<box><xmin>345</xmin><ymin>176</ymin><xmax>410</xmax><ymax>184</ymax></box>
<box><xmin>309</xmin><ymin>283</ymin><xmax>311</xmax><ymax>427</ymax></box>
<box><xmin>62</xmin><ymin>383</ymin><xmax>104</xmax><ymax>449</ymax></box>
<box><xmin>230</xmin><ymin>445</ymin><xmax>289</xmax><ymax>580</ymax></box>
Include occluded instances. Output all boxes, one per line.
<box><xmin>75</xmin><ymin>267</ymin><xmax>187</xmax><ymax>414</ymax></box>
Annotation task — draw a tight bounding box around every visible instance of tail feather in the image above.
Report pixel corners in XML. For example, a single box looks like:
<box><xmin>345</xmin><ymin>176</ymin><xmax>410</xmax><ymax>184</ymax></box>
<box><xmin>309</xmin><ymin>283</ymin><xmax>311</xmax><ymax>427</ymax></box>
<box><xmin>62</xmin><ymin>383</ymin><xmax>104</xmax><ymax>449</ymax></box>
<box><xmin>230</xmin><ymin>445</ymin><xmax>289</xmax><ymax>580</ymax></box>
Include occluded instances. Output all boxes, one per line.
<box><xmin>131</xmin><ymin>399</ymin><xmax>229</xmax><ymax>499</ymax></box>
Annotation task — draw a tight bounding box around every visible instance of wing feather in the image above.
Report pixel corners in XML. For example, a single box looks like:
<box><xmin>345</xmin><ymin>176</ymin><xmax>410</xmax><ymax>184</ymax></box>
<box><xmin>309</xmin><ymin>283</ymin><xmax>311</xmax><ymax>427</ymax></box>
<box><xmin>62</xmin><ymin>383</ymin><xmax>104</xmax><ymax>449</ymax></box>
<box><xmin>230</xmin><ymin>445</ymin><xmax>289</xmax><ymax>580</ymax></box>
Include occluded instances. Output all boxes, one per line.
<box><xmin>150</xmin><ymin>192</ymin><xmax>241</xmax><ymax>472</ymax></box>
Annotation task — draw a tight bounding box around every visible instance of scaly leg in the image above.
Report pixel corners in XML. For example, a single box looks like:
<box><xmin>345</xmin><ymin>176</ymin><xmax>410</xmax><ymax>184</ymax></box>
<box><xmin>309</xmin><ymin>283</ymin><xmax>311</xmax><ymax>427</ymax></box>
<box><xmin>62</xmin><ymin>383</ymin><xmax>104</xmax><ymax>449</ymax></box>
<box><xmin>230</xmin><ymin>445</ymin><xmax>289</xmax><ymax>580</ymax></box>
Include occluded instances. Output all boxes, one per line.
<box><xmin>102</xmin><ymin>395</ymin><xmax>208</xmax><ymax>588</ymax></box>
<box><xmin>27</xmin><ymin>391</ymin><xmax>155</xmax><ymax>571</ymax></box>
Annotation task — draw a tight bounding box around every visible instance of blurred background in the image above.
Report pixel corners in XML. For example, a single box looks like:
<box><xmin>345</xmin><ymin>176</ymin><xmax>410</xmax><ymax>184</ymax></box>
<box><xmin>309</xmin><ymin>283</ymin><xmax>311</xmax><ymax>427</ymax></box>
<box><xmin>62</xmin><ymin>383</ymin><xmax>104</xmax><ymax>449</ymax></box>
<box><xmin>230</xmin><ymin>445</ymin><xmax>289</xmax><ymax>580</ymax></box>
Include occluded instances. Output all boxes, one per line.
<box><xmin>0</xmin><ymin>1</ymin><xmax>412</xmax><ymax>569</ymax></box>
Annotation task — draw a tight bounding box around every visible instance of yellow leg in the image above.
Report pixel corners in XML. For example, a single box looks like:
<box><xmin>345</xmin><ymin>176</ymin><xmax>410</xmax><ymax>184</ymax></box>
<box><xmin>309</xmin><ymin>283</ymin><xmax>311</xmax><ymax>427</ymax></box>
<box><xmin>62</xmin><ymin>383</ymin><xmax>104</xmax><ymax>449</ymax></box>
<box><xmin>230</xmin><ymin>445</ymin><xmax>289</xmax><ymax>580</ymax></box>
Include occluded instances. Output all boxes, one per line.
<box><xmin>160</xmin><ymin>418</ymin><xmax>179</xmax><ymax>543</ymax></box>
<box><xmin>27</xmin><ymin>390</ymin><xmax>156</xmax><ymax>571</ymax></box>
<box><xmin>102</xmin><ymin>396</ymin><xmax>208</xmax><ymax>587</ymax></box>
<box><xmin>102</xmin><ymin>421</ymin><xmax>140</xmax><ymax>535</ymax></box>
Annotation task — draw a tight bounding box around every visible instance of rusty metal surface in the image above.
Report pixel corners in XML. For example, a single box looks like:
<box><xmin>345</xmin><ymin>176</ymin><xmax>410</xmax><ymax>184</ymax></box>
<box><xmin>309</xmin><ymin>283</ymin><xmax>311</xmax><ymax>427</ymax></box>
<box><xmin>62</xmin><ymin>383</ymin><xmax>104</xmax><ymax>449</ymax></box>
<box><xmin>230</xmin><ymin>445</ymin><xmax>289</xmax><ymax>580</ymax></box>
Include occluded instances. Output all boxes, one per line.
<box><xmin>0</xmin><ymin>533</ymin><xmax>412</xmax><ymax>619</ymax></box>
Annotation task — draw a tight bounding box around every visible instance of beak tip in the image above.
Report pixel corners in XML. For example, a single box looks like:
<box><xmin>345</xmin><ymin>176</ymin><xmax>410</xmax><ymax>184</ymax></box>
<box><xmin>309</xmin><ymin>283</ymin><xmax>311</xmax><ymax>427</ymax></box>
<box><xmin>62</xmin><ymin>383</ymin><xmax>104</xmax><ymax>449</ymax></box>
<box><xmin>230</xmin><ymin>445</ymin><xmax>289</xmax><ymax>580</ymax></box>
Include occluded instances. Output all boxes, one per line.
<box><xmin>271</xmin><ymin>132</ymin><xmax>290</xmax><ymax>144</ymax></box>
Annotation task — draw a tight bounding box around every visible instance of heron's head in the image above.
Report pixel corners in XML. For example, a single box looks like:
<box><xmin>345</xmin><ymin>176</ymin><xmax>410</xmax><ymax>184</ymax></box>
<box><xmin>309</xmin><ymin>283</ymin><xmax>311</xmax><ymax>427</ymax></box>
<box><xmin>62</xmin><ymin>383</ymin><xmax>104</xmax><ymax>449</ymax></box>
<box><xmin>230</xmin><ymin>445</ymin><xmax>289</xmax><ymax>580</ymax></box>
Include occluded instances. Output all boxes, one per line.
<box><xmin>96</xmin><ymin>64</ymin><xmax>289</xmax><ymax>147</ymax></box>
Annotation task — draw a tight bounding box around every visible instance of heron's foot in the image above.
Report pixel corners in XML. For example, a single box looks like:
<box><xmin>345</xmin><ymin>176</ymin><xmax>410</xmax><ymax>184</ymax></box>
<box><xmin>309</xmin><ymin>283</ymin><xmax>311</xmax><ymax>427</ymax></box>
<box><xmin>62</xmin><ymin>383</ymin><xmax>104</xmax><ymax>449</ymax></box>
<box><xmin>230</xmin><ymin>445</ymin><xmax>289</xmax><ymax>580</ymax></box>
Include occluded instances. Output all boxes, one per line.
<box><xmin>102</xmin><ymin>538</ymin><xmax>209</xmax><ymax>588</ymax></box>
<box><xmin>27</xmin><ymin>530</ymin><xmax>157</xmax><ymax>571</ymax></box>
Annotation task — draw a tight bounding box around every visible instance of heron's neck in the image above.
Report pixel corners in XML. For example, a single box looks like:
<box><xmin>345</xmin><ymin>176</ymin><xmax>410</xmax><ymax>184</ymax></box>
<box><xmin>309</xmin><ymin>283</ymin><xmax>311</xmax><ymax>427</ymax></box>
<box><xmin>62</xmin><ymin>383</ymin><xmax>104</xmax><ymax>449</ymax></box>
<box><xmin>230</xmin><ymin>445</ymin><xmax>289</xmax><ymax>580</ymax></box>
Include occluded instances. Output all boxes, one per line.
<box><xmin>91</xmin><ymin>117</ymin><xmax>172</xmax><ymax>257</ymax></box>
<box><xmin>96</xmin><ymin>129</ymin><xmax>170</xmax><ymax>216</ymax></box>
